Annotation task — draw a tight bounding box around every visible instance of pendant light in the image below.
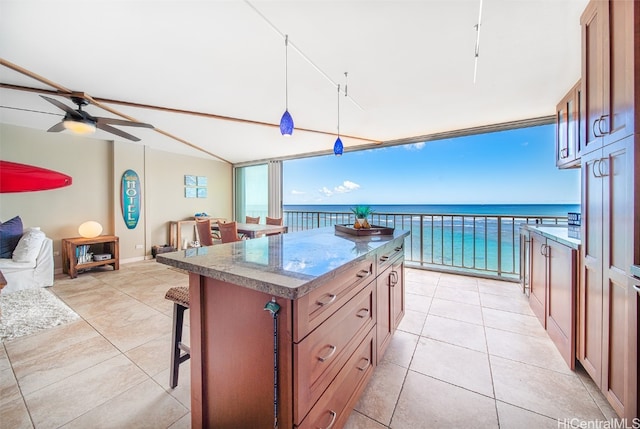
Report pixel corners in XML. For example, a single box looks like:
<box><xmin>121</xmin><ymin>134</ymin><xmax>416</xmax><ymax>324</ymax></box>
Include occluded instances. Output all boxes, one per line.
<box><xmin>279</xmin><ymin>35</ymin><xmax>294</xmax><ymax>135</ymax></box>
<box><xmin>333</xmin><ymin>83</ymin><xmax>343</xmax><ymax>156</ymax></box>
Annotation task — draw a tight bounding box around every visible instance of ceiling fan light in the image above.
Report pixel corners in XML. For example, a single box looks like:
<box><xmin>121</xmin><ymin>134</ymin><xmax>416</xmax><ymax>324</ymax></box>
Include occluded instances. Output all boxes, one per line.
<box><xmin>63</xmin><ymin>119</ymin><xmax>96</xmax><ymax>135</ymax></box>
<box><xmin>333</xmin><ymin>137</ymin><xmax>343</xmax><ymax>156</ymax></box>
<box><xmin>280</xmin><ymin>110</ymin><xmax>294</xmax><ymax>136</ymax></box>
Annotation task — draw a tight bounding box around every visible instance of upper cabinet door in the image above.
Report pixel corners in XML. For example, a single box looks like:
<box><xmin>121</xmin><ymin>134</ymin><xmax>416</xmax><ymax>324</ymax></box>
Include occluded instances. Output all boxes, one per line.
<box><xmin>580</xmin><ymin>0</ymin><xmax>607</xmax><ymax>156</ymax></box>
<box><xmin>556</xmin><ymin>81</ymin><xmax>581</xmax><ymax>169</ymax></box>
<box><xmin>580</xmin><ymin>0</ymin><xmax>635</xmax><ymax>158</ymax></box>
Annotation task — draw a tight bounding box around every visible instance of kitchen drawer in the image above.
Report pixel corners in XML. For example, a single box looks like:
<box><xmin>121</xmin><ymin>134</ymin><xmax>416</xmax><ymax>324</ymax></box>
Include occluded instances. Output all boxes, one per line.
<box><xmin>293</xmin><ymin>257</ymin><xmax>374</xmax><ymax>342</ymax></box>
<box><xmin>294</xmin><ymin>281</ymin><xmax>375</xmax><ymax>423</ymax></box>
<box><xmin>377</xmin><ymin>239</ymin><xmax>404</xmax><ymax>275</ymax></box>
<box><xmin>296</xmin><ymin>327</ymin><xmax>375</xmax><ymax>429</ymax></box>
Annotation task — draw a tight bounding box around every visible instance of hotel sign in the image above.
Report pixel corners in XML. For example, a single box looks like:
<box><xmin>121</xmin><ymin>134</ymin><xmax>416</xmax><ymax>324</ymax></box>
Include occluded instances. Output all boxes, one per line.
<box><xmin>121</xmin><ymin>169</ymin><xmax>141</xmax><ymax>229</ymax></box>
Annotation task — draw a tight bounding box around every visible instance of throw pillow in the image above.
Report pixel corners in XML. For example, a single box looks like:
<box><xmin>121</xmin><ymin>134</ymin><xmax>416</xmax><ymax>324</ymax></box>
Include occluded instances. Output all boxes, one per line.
<box><xmin>12</xmin><ymin>227</ymin><xmax>46</xmax><ymax>263</ymax></box>
<box><xmin>0</xmin><ymin>216</ymin><xmax>23</xmax><ymax>258</ymax></box>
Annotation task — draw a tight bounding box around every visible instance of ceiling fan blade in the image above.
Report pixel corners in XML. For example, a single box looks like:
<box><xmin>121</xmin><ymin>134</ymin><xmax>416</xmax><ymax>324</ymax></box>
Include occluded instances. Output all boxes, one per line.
<box><xmin>96</xmin><ymin>117</ymin><xmax>154</xmax><ymax>129</ymax></box>
<box><xmin>47</xmin><ymin>122</ymin><xmax>66</xmax><ymax>132</ymax></box>
<box><xmin>40</xmin><ymin>95</ymin><xmax>81</xmax><ymax>119</ymax></box>
<box><xmin>96</xmin><ymin>123</ymin><xmax>141</xmax><ymax>142</ymax></box>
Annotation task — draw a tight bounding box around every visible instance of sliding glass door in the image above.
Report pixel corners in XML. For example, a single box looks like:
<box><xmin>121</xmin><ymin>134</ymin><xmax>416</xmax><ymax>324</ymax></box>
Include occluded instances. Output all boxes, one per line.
<box><xmin>234</xmin><ymin>161</ymin><xmax>282</xmax><ymax>222</ymax></box>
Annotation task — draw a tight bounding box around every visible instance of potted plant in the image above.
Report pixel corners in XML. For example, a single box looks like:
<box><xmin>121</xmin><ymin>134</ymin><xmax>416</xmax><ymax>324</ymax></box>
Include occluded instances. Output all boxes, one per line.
<box><xmin>351</xmin><ymin>205</ymin><xmax>373</xmax><ymax>229</ymax></box>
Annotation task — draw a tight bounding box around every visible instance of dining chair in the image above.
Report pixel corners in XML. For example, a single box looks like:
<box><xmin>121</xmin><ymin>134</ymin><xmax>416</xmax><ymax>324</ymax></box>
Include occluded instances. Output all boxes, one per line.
<box><xmin>245</xmin><ymin>215</ymin><xmax>260</xmax><ymax>224</ymax></box>
<box><xmin>219</xmin><ymin>221</ymin><xmax>242</xmax><ymax>243</ymax></box>
<box><xmin>195</xmin><ymin>218</ymin><xmax>214</xmax><ymax>246</ymax></box>
<box><xmin>266</xmin><ymin>216</ymin><xmax>283</xmax><ymax>226</ymax></box>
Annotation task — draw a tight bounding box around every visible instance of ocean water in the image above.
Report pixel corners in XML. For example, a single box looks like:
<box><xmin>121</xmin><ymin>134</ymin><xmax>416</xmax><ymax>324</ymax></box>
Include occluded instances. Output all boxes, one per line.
<box><xmin>281</xmin><ymin>203</ymin><xmax>581</xmax><ymax>277</ymax></box>
<box><xmin>283</xmin><ymin>203</ymin><xmax>580</xmax><ymax>217</ymax></box>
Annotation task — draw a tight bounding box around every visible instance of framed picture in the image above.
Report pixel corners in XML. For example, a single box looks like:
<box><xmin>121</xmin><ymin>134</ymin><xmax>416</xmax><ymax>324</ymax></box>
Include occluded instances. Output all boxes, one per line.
<box><xmin>184</xmin><ymin>175</ymin><xmax>197</xmax><ymax>187</ymax></box>
<box><xmin>197</xmin><ymin>188</ymin><xmax>208</xmax><ymax>198</ymax></box>
<box><xmin>197</xmin><ymin>176</ymin><xmax>208</xmax><ymax>186</ymax></box>
<box><xmin>185</xmin><ymin>187</ymin><xmax>197</xmax><ymax>198</ymax></box>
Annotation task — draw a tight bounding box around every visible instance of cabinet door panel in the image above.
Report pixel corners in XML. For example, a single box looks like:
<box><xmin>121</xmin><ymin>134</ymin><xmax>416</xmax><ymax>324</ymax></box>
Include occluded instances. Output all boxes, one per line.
<box><xmin>546</xmin><ymin>240</ymin><xmax>577</xmax><ymax>369</ymax></box>
<box><xmin>529</xmin><ymin>232</ymin><xmax>547</xmax><ymax>327</ymax></box>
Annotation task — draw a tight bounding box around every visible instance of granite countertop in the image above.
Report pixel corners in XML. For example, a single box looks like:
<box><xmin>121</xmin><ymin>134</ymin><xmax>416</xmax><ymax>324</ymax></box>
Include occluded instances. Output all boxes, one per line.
<box><xmin>156</xmin><ymin>226</ymin><xmax>409</xmax><ymax>299</ymax></box>
<box><xmin>520</xmin><ymin>224</ymin><xmax>581</xmax><ymax>249</ymax></box>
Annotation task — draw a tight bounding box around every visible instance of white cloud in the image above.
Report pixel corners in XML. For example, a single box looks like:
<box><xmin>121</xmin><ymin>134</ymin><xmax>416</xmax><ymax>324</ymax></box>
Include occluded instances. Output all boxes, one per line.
<box><xmin>318</xmin><ymin>180</ymin><xmax>361</xmax><ymax>197</ymax></box>
<box><xmin>404</xmin><ymin>142</ymin><xmax>425</xmax><ymax>150</ymax></box>
<box><xmin>290</xmin><ymin>189</ymin><xmax>305</xmax><ymax>195</ymax></box>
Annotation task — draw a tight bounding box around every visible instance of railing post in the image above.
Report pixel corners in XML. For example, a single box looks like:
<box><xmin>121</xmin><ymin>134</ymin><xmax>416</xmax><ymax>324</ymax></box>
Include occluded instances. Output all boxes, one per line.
<box><xmin>497</xmin><ymin>216</ymin><xmax>502</xmax><ymax>277</ymax></box>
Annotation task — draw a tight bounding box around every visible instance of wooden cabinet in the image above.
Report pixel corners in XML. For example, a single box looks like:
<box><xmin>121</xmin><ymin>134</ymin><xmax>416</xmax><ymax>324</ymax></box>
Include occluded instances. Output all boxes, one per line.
<box><xmin>556</xmin><ymin>80</ymin><xmax>582</xmax><ymax>169</ymax></box>
<box><xmin>376</xmin><ymin>254</ymin><xmax>404</xmax><ymax>361</ymax></box>
<box><xmin>61</xmin><ymin>235</ymin><xmax>119</xmax><ymax>279</ymax></box>
<box><xmin>185</xmin><ymin>234</ymin><xmax>406</xmax><ymax>429</ymax></box>
<box><xmin>527</xmin><ymin>231</ymin><xmax>578</xmax><ymax>369</ymax></box>
<box><xmin>579</xmin><ymin>0</ymin><xmax>635</xmax><ymax>158</ymax></box>
<box><xmin>579</xmin><ymin>136</ymin><xmax>637</xmax><ymax>419</ymax></box>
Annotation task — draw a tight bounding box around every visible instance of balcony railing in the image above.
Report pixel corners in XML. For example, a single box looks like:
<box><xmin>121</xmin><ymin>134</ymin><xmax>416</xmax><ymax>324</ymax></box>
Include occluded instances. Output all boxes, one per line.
<box><xmin>283</xmin><ymin>210</ymin><xmax>568</xmax><ymax>280</ymax></box>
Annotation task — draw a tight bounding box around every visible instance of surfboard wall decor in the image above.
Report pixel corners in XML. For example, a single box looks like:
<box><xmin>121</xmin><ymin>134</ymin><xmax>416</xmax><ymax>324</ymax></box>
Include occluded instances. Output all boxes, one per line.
<box><xmin>121</xmin><ymin>169</ymin><xmax>141</xmax><ymax>229</ymax></box>
<box><xmin>0</xmin><ymin>160</ymin><xmax>73</xmax><ymax>193</ymax></box>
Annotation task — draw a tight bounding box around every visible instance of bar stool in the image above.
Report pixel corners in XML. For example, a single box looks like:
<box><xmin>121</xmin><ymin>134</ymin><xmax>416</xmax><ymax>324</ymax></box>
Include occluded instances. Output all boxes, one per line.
<box><xmin>165</xmin><ymin>286</ymin><xmax>190</xmax><ymax>388</ymax></box>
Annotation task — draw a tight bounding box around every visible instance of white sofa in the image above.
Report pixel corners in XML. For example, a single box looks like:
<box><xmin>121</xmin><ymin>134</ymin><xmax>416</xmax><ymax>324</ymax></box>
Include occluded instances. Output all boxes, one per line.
<box><xmin>0</xmin><ymin>231</ymin><xmax>54</xmax><ymax>294</ymax></box>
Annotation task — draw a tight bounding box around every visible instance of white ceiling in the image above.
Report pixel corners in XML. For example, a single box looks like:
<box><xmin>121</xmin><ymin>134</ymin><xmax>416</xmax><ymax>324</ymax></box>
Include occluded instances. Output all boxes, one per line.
<box><xmin>0</xmin><ymin>0</ymin><xmax>587</xmax><ymax>165</ymax></box>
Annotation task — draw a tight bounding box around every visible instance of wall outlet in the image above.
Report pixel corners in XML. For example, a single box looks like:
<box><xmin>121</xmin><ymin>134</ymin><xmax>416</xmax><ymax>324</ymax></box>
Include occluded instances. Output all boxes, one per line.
<box><xmin>135</xmin><ymin>244</ymin><xmax>143</xmax><ymax>249</ymax></box>
<box><xmin>53</xmin><ymin>251</ymin><xmax>60</xmax><ymax>256</ymax></box>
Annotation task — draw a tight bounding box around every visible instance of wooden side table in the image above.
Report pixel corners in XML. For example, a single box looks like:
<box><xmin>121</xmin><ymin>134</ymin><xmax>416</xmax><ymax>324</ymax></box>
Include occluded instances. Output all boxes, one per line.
<box><xmin>62</xmin><ymin>235</ymin><xmax>119</xmax><ymax>279</ymax></box>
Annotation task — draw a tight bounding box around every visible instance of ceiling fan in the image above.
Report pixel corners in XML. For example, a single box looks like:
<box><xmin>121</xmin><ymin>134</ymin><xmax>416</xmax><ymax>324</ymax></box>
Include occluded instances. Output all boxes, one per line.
<box><xmin>40</xmin><ymin>94</ymin><xmax>153</xmax><ymax>142</ymax></box>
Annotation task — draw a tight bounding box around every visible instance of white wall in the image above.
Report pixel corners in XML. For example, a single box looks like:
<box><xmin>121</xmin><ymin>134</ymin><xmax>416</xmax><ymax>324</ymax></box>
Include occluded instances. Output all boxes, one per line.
<box><xmin>0</xmin><ymin>123</ymin><xmax>232</xmax><ymax>269</ymax></box>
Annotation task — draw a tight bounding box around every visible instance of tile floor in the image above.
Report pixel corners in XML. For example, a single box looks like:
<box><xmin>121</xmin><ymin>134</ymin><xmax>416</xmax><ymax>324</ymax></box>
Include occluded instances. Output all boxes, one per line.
<box><xmin>0</xmin><ymin>260</ymin><xmax>620</xmax><ymax>428</ymax></box>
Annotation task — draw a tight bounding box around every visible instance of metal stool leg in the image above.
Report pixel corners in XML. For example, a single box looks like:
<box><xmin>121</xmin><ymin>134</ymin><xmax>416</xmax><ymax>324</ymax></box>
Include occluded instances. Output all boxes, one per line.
<box><xmin>169</xmin><ymin>302</ymin><xmax>190</xmax><ymax>388</ymax></box>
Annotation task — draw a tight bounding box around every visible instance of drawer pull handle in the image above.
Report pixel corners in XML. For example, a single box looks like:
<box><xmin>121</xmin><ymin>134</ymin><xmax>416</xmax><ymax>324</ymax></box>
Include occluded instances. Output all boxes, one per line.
<box><xmin>356</xmin><ymin>308</ymin><xmax>370</xmax><ymax>318</ymax></box>
<box><xmin>356</xmin><ymin>269</ymin><xmax>371</xmax><ymax>278</ymax></box>
<box><xmin>633</xmin><ymin>284</ymin><xmax>640</xmax><ymax>293</ymax></box>
<box><xmin>380</xmin><ymin>255</ymin><xmax>390</xmax><ymax>262</ymax></box>
<box><xmin>394</xmin><ymin>246</ymin><xmax>403</xmax><ymax>251</ymax></box>
<box><xmin>317</xmin><ymin>410</ymin><xmax>337</xmax><ymax>429</ymax></box>
<box><xmin>316</xmin><ymin>294</ymin><xmax>336</xmax><ymax>307</ymax></box>
<box><xmin>390</xmin><ymin>270</ymin><xmax>399</xmax><ymax>286</ymax></box>
<box><xmin>318</xmin><ymin>345</ymin><xmax>337</xmax><ymax>362</ymax></box>
<box><xmin>356</xmin><ymin>357</ymin><xmax>371</xmax><ymax>371</ymax></box>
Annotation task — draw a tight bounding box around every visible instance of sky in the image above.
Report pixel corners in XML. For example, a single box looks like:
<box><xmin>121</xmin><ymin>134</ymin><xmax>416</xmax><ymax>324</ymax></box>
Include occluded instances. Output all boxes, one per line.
<box><xmin>282</xmin><ymin>124</ymin><xmax>581</xmax><ymax>205</ymax></box>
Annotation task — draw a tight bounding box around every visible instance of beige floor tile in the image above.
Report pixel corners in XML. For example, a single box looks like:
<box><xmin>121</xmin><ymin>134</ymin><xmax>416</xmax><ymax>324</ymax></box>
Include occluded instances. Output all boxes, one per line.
<box><xmin>433</xmin><ymin>286</ymin><xmax>480</xmax><ymax>306</ymax></box>
<box><xmin>354</xmin><ymin>360</ymin><xmax>407</xmax><ymax>425</ymax></box>
<box><xmin>379</xmin><ymin>330</ymin><xmax>419</xmax><ymax>368</ymax></box>
<box><xmin>0</xmin><ymin>396</ymin><xmax>33</xmax><ymax>429</ymax></box>
<box><xmin>60</xmin><ymin>379</ymin><xmax>188</xmax><ymax>429</ymax></box>
<box><xmin>422</xmin><ymin>314</ymin><xmax>487</xmax><ymax>352</ymax></box>
<box><xmin>480</xmin><ymin>291</ymin><xmax>534</xmax><ymax>316</ymax></box>
<box><xmin>125</xmin><ymin>333</ymin><xmax>173</xmax><ymax>377</ymax></box>
<box><xmin>13</xmin><ymin>334</ymin><xmax>120</xmax><ymax>396</ymax></box>
<box><xmin>481</xmin><ymin>306</ymin><xmax>547</xmax><ymax>338</ymax></box>
<box><xmin>404</xmin><ymin>293</ymin><xmax>432</xmax><ymax>313</ymax></box>
<box><xmin>491</xmin><ymin>355</ymin><xmax>605</xmax><ymax>421</ymax></box>
<box><xmin>405</xmin><ymin>269</ymin><xmax>440</xmax><ymax>283</ymax></box>
<box><xmin>24</xmin><ymin>354</ymin><xmax>148</xmax><ymax>429</ymax></box>
<box><xmin>405</xmin><ymin>280</ymin><xmax>436</xmax><ymax>297</ymax></box>
<box><xmin>496</xmin><ymin>400</ymin><xmax>560</xmax><ymax>429</ymax></box>
<box><xmin>391</xmin><ymin>370</ymin><xmax>499</xmax><ymax>429</ymax></box>
<box><xmin>89</xmin><ymin>307</ymin><xmax>171</xmax><ymax>352</ymax></box>
<box><xmin>154</xmin><ymin>359</ymin><xmax>191</xmax><ymax>409</ymax></box>
<box><xmin>478</xmin><ymin>279</ymin><xmax>524</xmax><ymax>297</ymax></box>
<box><xmin>167</xmin><ymin>412</ymin><xmax>191</xmax><ymax>429</ymax></box>
<box><xmin>410</xmin><ymin>337</ymin><xmax>494</xmax><ymax>397</ymax></box>
<box><xmin>59</xmin><ymin>288</ymin><xmax>138</xmax><ymax>320</ymax></box>
<box><xmin>1</xmin><ymin>366</ymin><xmax>22</xmax><ymax>404</ymax></box>
<box><xmin>344</xmin><ymin>410</ymin><xmax>387</xmax><ymax>429</ymax></box>
<box><xmin>438</xmin><ymin>277</ymin><xmax>479</xmax><ymax>292</ymax></box>
<box><xmin>575</xmin><ymin>365</ymin><xmax>619</xmax><ymax>420</ymax></box>
<box><xmin>4</xmin><ymin>320</ymin><xmax>96</xmax><ymax>365</ymax></box>
<box><xmin>396</xmin><ymin>309</ymin><xmax>426</xmax><ymax>335</ymax></box>
<box><xmin>428</xmin><ymin>297</ymin><xmax>484</xmax><ymax>325</ymax></box>
<box><xmin>485</xmin><ymin>327</ymin><xmax>573</xmax><ymax>375</ymax></box>
<box><xmin>0</xmin><ymin>344</ymin><xmax>10</xmax><ymax>371</ymax></box>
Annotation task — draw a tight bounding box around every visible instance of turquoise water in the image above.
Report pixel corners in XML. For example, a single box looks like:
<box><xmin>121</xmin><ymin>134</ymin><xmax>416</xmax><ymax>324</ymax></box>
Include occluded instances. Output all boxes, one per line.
<box><xmin>282</xmin><ymin>204</ymin><xmax>580</xmax><ymax>277</ymax></box>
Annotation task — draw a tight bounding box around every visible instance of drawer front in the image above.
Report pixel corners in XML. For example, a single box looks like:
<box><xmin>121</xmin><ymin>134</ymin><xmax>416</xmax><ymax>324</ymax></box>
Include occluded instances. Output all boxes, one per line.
<box><xmin>294</xmin><ymin>257</ymin><xmax>374</xmax><ymax>342</ymax></box>
<box><xmin>296</xmin><ymin>327</ymin><xmax>375</xmax><ymax>429</ymax></box>
<box><xmin>377</xmin><ymin>239</ymin><xmax>404</xmax><ymax>274</ymax></box>
<box><xmin>294</xmin><ymin>281</ymin><xmax>375</xmax><ymax>423</ymax></box>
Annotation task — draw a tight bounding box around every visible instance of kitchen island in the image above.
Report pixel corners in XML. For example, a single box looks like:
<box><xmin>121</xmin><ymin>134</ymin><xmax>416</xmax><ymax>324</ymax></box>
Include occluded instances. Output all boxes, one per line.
<box><xmin>157</xmin><ymin>226</ymin><xmax>409</xmax><ymax>429</ymax></box>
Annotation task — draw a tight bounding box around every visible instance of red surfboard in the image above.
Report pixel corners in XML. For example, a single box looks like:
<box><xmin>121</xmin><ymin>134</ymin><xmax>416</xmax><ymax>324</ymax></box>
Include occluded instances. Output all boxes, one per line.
<box><xmin>0</xmin><ymin>160</ymin><xmax>73</xmax><ymax>193</ymax></box>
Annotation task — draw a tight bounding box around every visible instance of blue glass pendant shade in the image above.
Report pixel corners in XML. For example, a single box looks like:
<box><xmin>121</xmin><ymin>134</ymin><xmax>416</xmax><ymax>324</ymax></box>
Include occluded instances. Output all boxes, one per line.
<box><xmin>280</xmin><ymin>110</ymin><xmax>294</xmax><ymax>135</ymax></box>
<box><xmin>333</xmin><ymin>137</ymin><xmax>343</xmax><ymax>156</ymax></box>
